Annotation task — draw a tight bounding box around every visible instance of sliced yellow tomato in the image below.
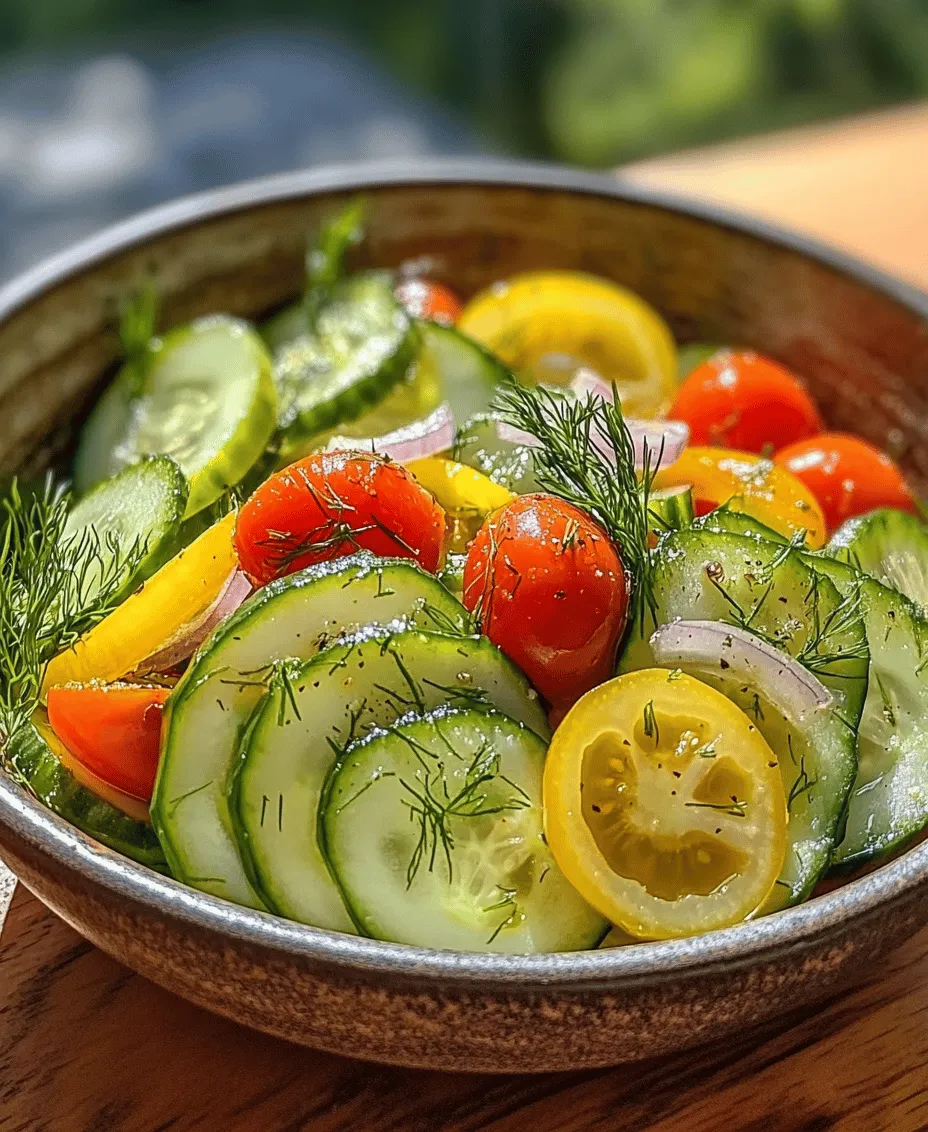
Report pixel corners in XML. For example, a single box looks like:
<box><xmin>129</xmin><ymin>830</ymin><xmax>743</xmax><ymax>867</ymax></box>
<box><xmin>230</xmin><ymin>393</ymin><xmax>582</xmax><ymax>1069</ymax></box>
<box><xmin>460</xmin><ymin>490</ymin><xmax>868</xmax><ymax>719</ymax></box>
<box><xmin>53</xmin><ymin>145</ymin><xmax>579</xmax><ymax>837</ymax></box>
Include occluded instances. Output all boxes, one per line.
<box><xmin>457</xmin><ymin>271</ymin><xmax>678</xmax><ymax>418</ymax></box>
<box><xmin>406</xmin><ymin>456</ymin><xmax>514</xmax><ymax>552</ymax></box>
<box><xmin>652</xmin><ymin>446</ymin><xmax>827</xmax><ymax>548</ymax></box>
<box><xmin>33</xmin><ymin>711</ymin><xmax>151</xmax><ymax>823</ymax></box>
<box><xmin>544</xmin><ymin>669</ymin><xmax>787</xmax><ymax>940</ymax></box>
<box><xmin>42</xmin><ymin>512</ymin><xmax>237</xmax><ymax>691</ymax></box>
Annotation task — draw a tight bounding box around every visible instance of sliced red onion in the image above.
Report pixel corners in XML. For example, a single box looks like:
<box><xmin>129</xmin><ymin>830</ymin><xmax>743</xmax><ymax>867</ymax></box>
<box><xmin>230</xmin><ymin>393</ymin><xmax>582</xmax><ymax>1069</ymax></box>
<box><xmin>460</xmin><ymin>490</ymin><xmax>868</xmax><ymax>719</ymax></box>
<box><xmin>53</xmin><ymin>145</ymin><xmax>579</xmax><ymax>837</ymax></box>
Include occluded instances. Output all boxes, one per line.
<box><xmin>136</xmin><ymin>569</ymin><xmax>252</xmax><ymax>674</ymax></box>
<box><xmin>324</xmin><ymin>403</ymin><xmax>455</xmax><ymax>463</ymax></box>
<box><xmin>569</xmin><ymin>367</ymin><xmax>613</xmax><ymax>402</ymax></box>
<box><xmin>650</xmin><ymin>619</ymin><xmax>832</xmax><ymax>725</ymax></box>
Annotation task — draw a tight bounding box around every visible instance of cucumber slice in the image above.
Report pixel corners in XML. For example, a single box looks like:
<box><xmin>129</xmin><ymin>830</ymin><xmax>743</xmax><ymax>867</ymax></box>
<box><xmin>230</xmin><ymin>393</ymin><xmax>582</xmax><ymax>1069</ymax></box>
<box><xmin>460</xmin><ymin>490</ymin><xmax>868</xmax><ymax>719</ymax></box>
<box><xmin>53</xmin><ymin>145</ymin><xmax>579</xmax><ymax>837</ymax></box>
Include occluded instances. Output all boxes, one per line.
<box><xmin>809</xmin><ymin>554</ymin><xmax>928</xmax><ymax>870</ymax></box>
<box><xmin>75</xmin><ymin>316</ymin><xmax>277</xmax><ymax>519</ymax></box>
<box><xmin>232</xmin><ymin>627</ymin><xmax>547</xmax><ymax>929</ymax></box>
<box><xmin>677</xmin><ymin>343</ymin><xmax>722</xmax><ymax>380</ymax></box>
<box><xmin>620</xmin><ymin>529</ymin><xmax>867</xmax><ymax>905</ymax></box>
<box><xmin>418</xmin><ymin>322</ymin><xmax>511</xmax><ymax>420</ymax></box>
<box><xmin>453</xmin><ymin>413</ymin><xmax>540</xmax><ymax>494</ymax></box>
<box><xmin>438</xmin><ymin>551</ymin><xmax>467</xmax><ymax>599</ymax></box>
<box><xmin>648</xmin><ymin>485</ymin><xmax>694</xmax><ymax>537</ymax></box>
<box><xmin>268</xmin><ymin>272</ymin><xmax>419</xmax><ymax>462</ymax></box>
<box><xmin>64</xmin><ymin>455</ymin><xmax>188</xmax><ymax>605</ymax></box>
<box><xmin>152</xmin><ymin>553</ymin><xmax>471</xmax><ymax>909</ymax></box>
<box><xmin>828</xmin><ymin>508</ymin><xmax>928</xmax><ymax>611</ymax></box>
<box><xmin>6</xmin><ymin>723</ymin><xmax>166</xmax><ymax>870</ymax></box>
<box><xmin>320</xmin><ymin>707</ymin><xmax>607</xmax><ymax>952</ymax></box>
<box><xmin>692</xmin><ymin>506</ymin><xmax>790</xmax><ymax>545</ymax></box>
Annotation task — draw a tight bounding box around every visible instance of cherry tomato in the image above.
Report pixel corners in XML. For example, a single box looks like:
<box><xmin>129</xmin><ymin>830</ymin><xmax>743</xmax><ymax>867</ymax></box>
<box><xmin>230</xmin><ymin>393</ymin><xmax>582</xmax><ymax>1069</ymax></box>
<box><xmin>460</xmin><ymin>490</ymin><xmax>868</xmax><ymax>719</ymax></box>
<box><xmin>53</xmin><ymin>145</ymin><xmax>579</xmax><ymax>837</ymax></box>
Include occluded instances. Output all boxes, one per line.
<box><xmin>47</xmin><ymin>684</ymin><xmax>170</xmax><ymax>801</ymax></box>
<box><xmin>235</xmin><ymin>451</ymin><xmax>448</xmax><ymax>586</ymax></box>
<box><xmin>395</xmin><ymin>277</ymin><xmax>463</xmax><ymax>326</ymax></box>
<box><xmin>462</xmin><ymin>495</ymin><xmax>629</xmax><ymax>710</ymax></box>
<box><xmin>669</xmin><ymin>351</ymin><xmax>823</xmax><ymax>454</ymax></box>
<box><xmin>775</xmin><ymin>433</ymin><xmax>916</xmax><ymax>531</ymax></box>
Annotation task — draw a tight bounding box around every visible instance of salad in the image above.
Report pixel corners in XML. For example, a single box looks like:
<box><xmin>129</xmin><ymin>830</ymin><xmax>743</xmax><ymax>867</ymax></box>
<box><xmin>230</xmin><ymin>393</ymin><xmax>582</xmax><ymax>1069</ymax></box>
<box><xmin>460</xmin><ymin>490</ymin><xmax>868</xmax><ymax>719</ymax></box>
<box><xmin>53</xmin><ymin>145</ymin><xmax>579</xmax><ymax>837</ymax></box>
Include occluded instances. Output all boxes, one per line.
<box><xmin>2</xmin><ymin>199</ymin><xmax>927</xmax><ymax>954</ymax></box>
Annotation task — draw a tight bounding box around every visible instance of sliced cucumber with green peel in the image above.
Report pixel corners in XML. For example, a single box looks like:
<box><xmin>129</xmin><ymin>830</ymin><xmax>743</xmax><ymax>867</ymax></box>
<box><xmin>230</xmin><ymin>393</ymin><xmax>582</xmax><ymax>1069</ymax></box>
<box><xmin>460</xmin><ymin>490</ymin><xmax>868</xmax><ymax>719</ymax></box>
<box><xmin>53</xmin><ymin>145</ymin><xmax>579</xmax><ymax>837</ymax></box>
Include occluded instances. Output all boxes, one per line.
<box><xmin>828</xmin><ymin>508</ymin><xmax>928</xmax><ymax>611</ymax></box>
<box><xmin>231</xmin><ymin>627</ymin><xmax>547</xmax><ymax>929</ymax></box>
<box><xmin>75</xmin><ymin>316</ymin><xmax>277</xmax><ymax>518</ymax></box>
<box><xmin>65</xmin><ymin>456</ymin><xmax>188</xmax><ymax>605</ymax></box>
<box><xmin>677</xmin><ymin>343</ymin><xmax>722</xmax><ymax>380</ymax></box>
<box><xmin>6</xmin><ymin>723</ymin><xmax>166</xmax><ymax>870</ymax></box>
<box><xmin>453</xmin><ymin>413</ymin><xmax>540</xmax><ymax>494</ymax></box>
<box><xmin>152</xmin><ymin>553</ymin><xmax>471</xmax><ymax>909</ymax></box>
<box><xmin>320</xmin><ymin>708</ymin><xmax>607</xmax><ymax>952</ymax></box>
<box><xmin>438</xmin><ymin>552</ymin><xmax>467</xmax><ymax>599</ymax></box>
<box><xmin>648</xmin><ymin>485</ymin><xmax>694</xmax><ymax>537</ymax></box>
<box><xmin>418</xmin><ymin>322</ymin><xmax>511</xmax><ymax>420</ymax></box>
<box><xmin>809</xmin><ymin>554</ymin><xmax>928</xmax><ymax>870</ymax></box>
<box><xmin>268</xmin><ymin>272</ymin><xmax>419</xmax><ymax>462</ymax></box>
<box><xmin>692</xmin><ymin>506</ymin><xmax>790</xmax><ymax>545</ymax></box>
<box><xmin>620</xmin><ymin>529</ymin><xmax>867</xmax><ymax>905</ymax></box>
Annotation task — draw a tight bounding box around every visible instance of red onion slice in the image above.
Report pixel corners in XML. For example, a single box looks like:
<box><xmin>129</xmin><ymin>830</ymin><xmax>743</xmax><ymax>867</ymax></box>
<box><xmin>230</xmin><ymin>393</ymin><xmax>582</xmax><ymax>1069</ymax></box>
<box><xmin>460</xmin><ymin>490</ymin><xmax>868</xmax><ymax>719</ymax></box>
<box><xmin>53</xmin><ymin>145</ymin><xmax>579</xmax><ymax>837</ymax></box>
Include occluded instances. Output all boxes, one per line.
<box><xmin>649</xmin><ymin>619</ymin><xmax>833</xmax><ymax>725</ymax></box>
<box><xmin>324</xmin><ymin>403</ymin><xmax>455</xmax><ymax>463</ymax></box>
<box><xmin>136</xmin><ymin>568</ymin><xmax>252</xmax><ymax>674</ymax></box>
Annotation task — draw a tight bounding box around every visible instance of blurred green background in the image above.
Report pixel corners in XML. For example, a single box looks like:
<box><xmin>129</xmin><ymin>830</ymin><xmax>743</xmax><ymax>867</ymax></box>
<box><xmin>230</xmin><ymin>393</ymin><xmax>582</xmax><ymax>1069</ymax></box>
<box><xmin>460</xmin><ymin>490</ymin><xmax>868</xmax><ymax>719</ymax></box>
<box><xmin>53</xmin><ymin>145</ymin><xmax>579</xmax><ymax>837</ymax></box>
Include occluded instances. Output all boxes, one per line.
<box><xmin>4</xmin><ymin>0</ymin><xmax>928</xmax><ymax>165</ymax></box>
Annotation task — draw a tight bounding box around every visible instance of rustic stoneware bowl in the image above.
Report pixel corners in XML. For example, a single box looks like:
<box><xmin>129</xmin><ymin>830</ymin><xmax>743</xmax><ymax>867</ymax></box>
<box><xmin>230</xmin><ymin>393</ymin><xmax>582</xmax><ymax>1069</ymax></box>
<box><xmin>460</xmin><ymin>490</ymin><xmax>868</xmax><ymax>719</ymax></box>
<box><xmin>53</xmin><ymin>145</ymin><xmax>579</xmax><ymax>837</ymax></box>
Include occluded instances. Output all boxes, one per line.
<box><xmin>1</xmin><ymin>160</ymin><xmax>928</xmax><ymax>1074</ymax></box>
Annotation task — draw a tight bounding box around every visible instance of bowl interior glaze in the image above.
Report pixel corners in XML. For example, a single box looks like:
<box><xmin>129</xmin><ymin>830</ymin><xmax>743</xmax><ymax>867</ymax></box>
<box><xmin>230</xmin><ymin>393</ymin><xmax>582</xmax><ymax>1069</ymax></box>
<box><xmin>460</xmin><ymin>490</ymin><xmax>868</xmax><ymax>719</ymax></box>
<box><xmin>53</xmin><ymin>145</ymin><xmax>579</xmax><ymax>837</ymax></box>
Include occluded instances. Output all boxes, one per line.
<box><xmin>1</xmin><ymin>160</ymin><xmax>928</xmax><ymax>1073</ymax></box>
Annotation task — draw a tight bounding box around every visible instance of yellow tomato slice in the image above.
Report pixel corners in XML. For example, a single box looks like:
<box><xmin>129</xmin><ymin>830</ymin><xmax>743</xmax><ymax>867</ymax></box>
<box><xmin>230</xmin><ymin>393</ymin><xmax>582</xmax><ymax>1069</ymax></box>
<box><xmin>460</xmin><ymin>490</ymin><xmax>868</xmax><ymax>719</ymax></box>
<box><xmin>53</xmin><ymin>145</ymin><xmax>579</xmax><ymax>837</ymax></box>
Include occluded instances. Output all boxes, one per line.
<box><xmin>42</xmin><ymin>512</ymin><xmax>238</xmax><ymax>691</ymax></box>
<box><xmin>544</xmin><ymin>669</ymin><xmax>787</xmax><ymax>940</ymax></box>
<box><xmin>406</xmin><ymin>456</ymin><xmax>514</xmax><ymax>552</ymax></box>
<box><xmin>653</xmin><ymin>446</ymin><xmax>827</xmax><ymax>548</ymax></box>
<box><xmin>33</xmin><ymin>711</ymin><xmax>151</xmax><ymax>823</ymax></box>
<box><xmin>457</xmin><ymin>271</ymin><xmax>678</xmax><ymax>418</ymax></box>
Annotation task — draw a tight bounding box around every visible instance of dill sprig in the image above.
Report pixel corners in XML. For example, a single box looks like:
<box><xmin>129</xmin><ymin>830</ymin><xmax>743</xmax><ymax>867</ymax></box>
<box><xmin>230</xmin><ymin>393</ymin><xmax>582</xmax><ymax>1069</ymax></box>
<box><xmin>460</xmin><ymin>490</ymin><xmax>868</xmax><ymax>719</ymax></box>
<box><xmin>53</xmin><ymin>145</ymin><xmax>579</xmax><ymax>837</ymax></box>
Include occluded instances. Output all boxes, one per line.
<box><xmin>0</xmin><ymin>476</ymin><xmax>147</xmax><ymax>750</ymax></box>
<box><xmin>304</xmin><ymin>197</ymin><xmax>365</xmax><ymax>327</ymax></box>
<box><xmin>491</xmin><ymin>378</ymin><xmax>655</xmax><ymax>626</ymax></box>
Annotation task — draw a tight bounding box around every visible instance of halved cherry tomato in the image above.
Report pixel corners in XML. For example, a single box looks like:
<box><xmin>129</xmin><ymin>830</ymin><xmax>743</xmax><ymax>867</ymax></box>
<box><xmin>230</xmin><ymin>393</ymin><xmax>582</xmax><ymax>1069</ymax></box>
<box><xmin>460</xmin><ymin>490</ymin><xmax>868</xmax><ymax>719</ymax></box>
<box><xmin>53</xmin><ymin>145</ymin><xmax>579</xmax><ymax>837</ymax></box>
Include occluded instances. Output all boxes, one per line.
<box><xmin>775</xmin><ymin>432</ymin><xmax>916</xmax><ymax>531</ymax></box>
<box><xmin>653</xmin><ymin>446</ymin><xmax>828</xmax><ymax>548</ymax></box>
<box><xmin>669</xmin><ymin>351</ymin><xmax>823</xmax><ymax>454</ymax></box>
<box><xmin>47</xmin><ymin>684</ymin><xmax>170</xmax><ymax>802</ymax></box>
<box><xmin>235</xmin><ymin>451</ymin><xmax>448</xmax><ymax>586</ymax></box>
<box><xmin>395</xmin><ymin>278</ymin><xmax>463</xmax><ymax>326</ymax></box>
<box><xmin>462</xmin><ymin>494</ymin><xmax>629</xmax><ymax>710</ymax></box>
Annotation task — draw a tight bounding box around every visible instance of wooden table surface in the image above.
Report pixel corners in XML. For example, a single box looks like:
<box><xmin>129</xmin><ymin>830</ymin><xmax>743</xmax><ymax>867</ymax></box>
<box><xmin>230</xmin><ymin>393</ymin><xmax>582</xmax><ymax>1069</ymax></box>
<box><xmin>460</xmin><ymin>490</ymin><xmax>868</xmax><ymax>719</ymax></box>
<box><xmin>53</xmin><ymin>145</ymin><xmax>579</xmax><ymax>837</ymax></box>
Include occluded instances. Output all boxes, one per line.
<box><xmin>4</xmin><ymin>104</ymin><xmax>928</xmax><ymax>1132</ymax></box>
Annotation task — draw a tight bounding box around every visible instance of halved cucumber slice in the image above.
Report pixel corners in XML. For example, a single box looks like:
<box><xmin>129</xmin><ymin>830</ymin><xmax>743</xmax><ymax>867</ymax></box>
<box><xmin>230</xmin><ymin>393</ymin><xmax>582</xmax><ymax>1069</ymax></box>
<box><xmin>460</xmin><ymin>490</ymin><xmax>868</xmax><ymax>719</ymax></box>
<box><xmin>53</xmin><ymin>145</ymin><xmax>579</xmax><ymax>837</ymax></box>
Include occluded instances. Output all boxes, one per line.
<box><xmin>810</xmin><ymin>554</ymin><xmax>928</xmax><ymax>870</ymax></box>
<box><xmin>6</xmin><ymin>723</ymin><xmax>166</xmax><ymax>870</ymax></box>
<box><xmin>268</xmin><ymin>272</ymin><xmax>419</xmax><ymax>462</ymax></box>
<box><xmin>828</xmin><ymin>508</ymin><xmax>928</xmax><ymax>611</ymax></box>
<box><xmin>320</xmin><ymin>707</ymin><xmax>607</xmax><ymax>952</ymax></box>
<box><xmin>692</xmin><ymin>505</ymin><xmax>790</xmax><ymax>545</ymax></box>
<box><xmin>417</xmin><ymin>322</ymin><xmax>511</xmax><ymax>420</ymax></box>
<box><xmin>64</xmin><ymin>455</ymin><xmax>188</xmax><ymax>606</ymax></box>
<box><xmin>620</xmin><ymin>528</ymin><xmax>867</xmax><ymax>906</ymax></box>
<box><xmin>232</xmin><ymin>627</ymin><xmax>547</xmax><ymax>929</ymax></box>
<box><xmin>453</xmin><ymin>413</ymin><xmax>540</xmax><ymax>494</ymax></box>
<box><xmin>152</xmin><ymin>553</ymin><xmax>471</xmax><ymax>908</ymax></box>
<box><xmin>75</xmin><ymin>316</ymin><xmax>277</xmax><ymax>519</ymax></box>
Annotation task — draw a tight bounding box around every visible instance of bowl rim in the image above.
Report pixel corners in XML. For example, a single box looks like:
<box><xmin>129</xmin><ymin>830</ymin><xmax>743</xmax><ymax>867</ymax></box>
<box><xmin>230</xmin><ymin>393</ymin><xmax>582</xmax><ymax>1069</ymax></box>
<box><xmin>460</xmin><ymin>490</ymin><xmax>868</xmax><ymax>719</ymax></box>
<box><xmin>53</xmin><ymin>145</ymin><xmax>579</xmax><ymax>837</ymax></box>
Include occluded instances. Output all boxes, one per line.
<box><xmin>2</xmin><ymin>155</ymin><xmax>928</xmax><ymax>989</ymax></box>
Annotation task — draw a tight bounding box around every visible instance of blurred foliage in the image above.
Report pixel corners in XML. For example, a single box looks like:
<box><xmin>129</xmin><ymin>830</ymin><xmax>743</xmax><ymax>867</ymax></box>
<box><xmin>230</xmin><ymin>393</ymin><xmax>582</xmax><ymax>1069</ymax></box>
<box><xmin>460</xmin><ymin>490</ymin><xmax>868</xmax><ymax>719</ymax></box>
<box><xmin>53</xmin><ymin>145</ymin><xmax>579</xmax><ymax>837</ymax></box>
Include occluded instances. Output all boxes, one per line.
<box><xmin>2</xmin><ymin>0</ymin><xmax>928</xmax><ymax>165</ymax></box>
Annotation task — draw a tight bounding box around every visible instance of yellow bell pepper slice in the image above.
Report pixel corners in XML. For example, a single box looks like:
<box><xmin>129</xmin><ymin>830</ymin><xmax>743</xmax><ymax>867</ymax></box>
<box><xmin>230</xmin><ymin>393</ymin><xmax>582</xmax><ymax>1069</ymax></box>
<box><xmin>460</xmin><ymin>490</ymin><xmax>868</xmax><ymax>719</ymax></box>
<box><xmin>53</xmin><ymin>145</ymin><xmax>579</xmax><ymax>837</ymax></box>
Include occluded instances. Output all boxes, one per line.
<box><xmin>544</xmin><ymin>669</ymin><xmax>787</xmax><ymax>940</ymax></box>
<box><xmin>33</xmin><ymin>710</ymin><xmax>151</xmax><ymax>823</ymax></box>
<box><xmin>653</xmin><ymin>446</ymin><xmax>827</xmax><ymax>548</ymax></box>
<box><xmin>407</xmin><ymin>457</ymin><xmax>514</xmax><ymax>552</ymax></box>
<box><xmin>42</xmin><ymin>512</ymin><xmax>238</xmax><ymax>691</ymax></box>
<box><xmin>457</xmin><ymin>270</ymin><xmax>678</xmax><ymax>418</ymax></box>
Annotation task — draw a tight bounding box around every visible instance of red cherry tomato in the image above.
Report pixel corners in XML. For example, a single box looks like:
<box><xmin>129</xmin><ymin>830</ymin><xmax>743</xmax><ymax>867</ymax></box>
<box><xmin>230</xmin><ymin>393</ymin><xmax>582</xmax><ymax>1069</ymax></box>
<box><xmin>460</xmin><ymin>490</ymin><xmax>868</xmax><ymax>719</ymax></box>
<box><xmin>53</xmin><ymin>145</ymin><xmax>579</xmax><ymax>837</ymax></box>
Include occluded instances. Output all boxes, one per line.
<box><xmin>669</xmin><ymin>350</ymin><xmax>823</xmax><ymax>454</ymax></box>
<box><xmin>395</xmin><ymin>277</ymin><xmax>463</xmax><ymax>326</ymax></box>
<box><xmin>775</xmin><ymin>432</ymin><xmax>916</xmax><ymax>531</ymax></box>
<box><xmin>47</xmin><ymin>684</ymin><xmax>170</xmax><ymax>801</ymax></box>
<box><xmin>462</xmin><ymin>495</ymin><xmax>629</xmax><ymax>711</ymax></box>
<box><xmin>235</xmin><ymin>451</ymin><xmax>448</xmax><ymax>586</ymax></box>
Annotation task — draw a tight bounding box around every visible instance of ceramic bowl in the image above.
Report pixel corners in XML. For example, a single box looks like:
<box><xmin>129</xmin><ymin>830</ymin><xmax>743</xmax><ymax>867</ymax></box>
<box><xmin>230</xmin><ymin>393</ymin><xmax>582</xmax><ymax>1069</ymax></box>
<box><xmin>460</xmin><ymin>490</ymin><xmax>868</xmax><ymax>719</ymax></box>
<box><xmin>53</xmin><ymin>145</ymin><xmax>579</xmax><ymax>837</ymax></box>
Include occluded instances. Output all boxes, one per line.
<box><xmin>1</xmin><ymin>160</ymin><xmax>927</xmax><ymax>1074</ymax></box>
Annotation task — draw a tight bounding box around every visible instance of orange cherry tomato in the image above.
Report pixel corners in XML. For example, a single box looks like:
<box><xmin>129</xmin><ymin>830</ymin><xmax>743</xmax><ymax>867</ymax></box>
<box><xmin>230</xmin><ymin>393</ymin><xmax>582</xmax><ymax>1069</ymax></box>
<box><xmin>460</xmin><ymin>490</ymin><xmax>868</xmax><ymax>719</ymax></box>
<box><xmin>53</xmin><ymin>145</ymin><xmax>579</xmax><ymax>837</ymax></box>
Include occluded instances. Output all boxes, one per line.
<box><xmin>775</xmin><ymin>433</ymin><xmax>916</xmax><ymax>531</ymax></box>
<box><xmin>46</xmin><ymin>684</ymin><xmax>170</xmax><ymax>802</ymax></box>
<box><xmin>235</xmin><ymin>451</ymin><xmax>448</xmax><ymax>586</ymax></box>
<box><xmin>462</xmin><ymin>495</ymin><xmax>629</xmax><ymax>711</ymax></box>
<box><xmin>669</xmin><ymin>351</ymin><xmax>823</xmax><ymax>454</ymax></box>
<box><xmin>395</xmin><ymin>277</ymin><xmax>463</xmax><ymax>326</ymax></box>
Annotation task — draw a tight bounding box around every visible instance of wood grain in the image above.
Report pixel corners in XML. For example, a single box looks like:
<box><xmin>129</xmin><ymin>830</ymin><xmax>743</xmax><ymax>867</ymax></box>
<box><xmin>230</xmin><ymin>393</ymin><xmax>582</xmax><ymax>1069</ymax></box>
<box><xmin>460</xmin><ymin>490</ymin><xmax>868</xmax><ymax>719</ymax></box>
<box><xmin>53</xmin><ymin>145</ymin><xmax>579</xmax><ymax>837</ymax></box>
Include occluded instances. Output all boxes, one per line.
<box><xmin>5</xmin><ymin>105</ymin><xmax>928</xmax><ymax>1130</ymax></box>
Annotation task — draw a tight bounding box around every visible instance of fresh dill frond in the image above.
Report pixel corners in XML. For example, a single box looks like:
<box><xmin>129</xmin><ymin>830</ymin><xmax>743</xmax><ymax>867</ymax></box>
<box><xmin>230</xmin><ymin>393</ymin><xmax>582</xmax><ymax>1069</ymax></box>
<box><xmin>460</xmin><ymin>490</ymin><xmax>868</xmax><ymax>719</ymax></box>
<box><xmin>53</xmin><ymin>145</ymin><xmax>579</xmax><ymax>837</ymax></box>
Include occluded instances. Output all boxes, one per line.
<box><xmin>0</xmin><ymin>476</ymin><xmax>149</xmax><ymax>750</ymax></box>
<box><xmin>491</xmin><ymin>378</ymin><xmax>655</xmax><ymax>626</ymax></box>
<box><xmin>304</xmin><ymin>197</ymin><xmax>366</xmax><ymax>326</ymax></box>
<box><xmin>642</xmin><ymin>699</ymin><xmax>659</xmax><ymax>743</ymax></box>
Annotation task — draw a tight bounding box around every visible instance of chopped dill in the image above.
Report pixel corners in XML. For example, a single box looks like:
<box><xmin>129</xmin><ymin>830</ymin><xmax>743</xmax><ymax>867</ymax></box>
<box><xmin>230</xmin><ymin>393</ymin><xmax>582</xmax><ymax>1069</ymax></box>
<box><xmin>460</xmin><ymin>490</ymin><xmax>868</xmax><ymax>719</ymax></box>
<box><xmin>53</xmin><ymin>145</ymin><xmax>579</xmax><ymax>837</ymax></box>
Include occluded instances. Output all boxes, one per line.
<box><xmin>642</xmin><ymin>699</ymin><xmax>659</xmax><ymax>743</ymax></box>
